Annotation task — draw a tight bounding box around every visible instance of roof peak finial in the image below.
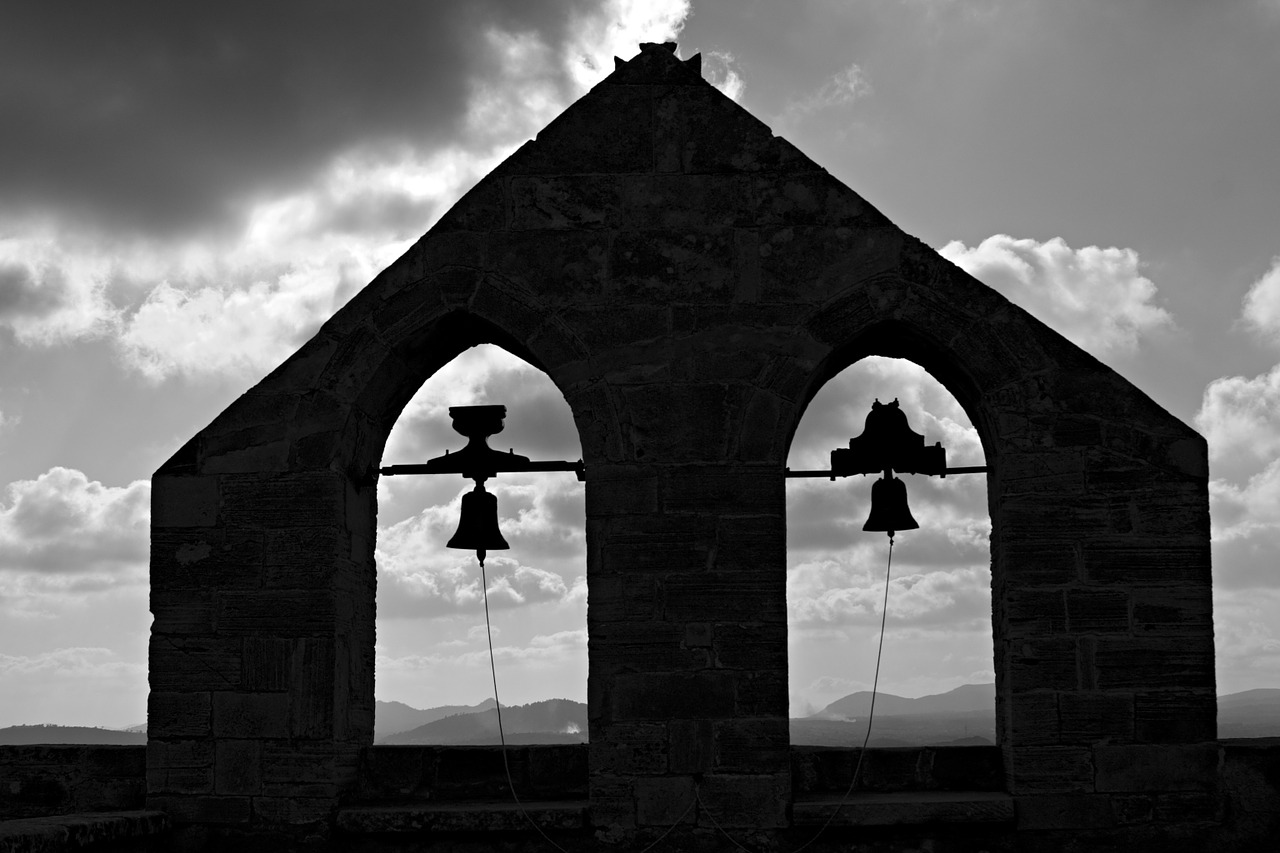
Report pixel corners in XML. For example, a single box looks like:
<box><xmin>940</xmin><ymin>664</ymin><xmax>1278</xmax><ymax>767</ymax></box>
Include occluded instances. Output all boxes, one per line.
<box><xmin>609</xmin><ymin>42</ymin><xmax>703</xmax><ymax>84</ymax></box>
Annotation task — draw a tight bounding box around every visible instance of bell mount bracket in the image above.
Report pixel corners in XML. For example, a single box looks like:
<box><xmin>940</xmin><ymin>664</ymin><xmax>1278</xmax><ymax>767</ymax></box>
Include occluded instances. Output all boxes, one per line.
<box><xmin>784</xmin><ymin>398</ymin><xmax>987</xmax><ymax>480</ymax></box>
<box><xmin>376</xmin><ymin>404</ymin><xmax>586</xmax><ymax>484</ymax></box>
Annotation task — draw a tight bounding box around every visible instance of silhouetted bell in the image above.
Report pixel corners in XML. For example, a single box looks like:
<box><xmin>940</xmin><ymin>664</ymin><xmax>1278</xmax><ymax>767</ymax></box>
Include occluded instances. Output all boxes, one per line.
<box><xmin>447</xmin><ymin>481</ymin><xmax>509</xmax><ymax>566</ymax></box>
<box><xmin>862</xmin><ymin>472</ymin><xmax>919</xmax><ymax>538</ymax></box>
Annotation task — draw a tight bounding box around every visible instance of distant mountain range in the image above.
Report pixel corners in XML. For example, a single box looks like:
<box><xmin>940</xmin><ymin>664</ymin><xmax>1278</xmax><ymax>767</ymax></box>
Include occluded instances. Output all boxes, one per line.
<box><xmin>374</xmin><ymin>698</ymin><xmax>497</xmax><ymax>742</ymax></box>
<box><xmin>808</xmin><ymin>682</ymin><xmax>995</xmax><ymax>720</ymax></box>
<box><xmin>1218</xmin><ymin>688</ymin><xmax>1280</xmax><ymax>738</ymax></box>
<box><xmin>3</xmin><ymin>685</ymin><xmax>1276</xmax><ymax>745</ymax></box>
<box><xmin>0</xmin><ymin>725</ymin><xmax>146</xmax><ymax>745</ymax></box>
<box><xmin>795</xmin><ymin>683</ymin><xmax>997</xmax><ymax>747</ymax></box>
<box><xmin>379</xmin><ymin>698</ymin><xmax>587</xmax><ymax>745</ymax></box>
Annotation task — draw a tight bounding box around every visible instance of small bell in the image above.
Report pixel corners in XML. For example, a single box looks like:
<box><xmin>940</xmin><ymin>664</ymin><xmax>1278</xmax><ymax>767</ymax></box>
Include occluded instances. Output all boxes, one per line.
<box><xmin>862</xmin><ymin>471</ymin><xmax>919</xmax><ymax>539</ymax></box>
<box><xmin>447</xmin><ymin>480</ymin><xmax>509</xmax><ymax>566</ymax></box>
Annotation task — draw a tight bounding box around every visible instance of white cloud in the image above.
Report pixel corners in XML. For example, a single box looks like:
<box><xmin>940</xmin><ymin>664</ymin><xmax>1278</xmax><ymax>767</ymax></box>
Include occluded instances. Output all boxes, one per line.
<box><xmin>789</xmin><ymin>356</ymin><xmax>982</xmax><ymax>470</ymax></box>
<box><xmin>938</xmin><ymin>234</ymin><xmax>1173</xmax><ymax>357</ymax></box>
<box><xmin>0</xmin><ymin>467</ymin><xmax>149</xmax><ymax>580</ymax></box>
<box><xmin>788</xmin><ymin>557</ymin><xmax>990</xmax><ymax>630</ymax></box>
<box><xmin>4</xmin><ymin>1</ymin><xmax>693</xmax><ymax>385</ymax></box>
<box><xmin>117</xmin><ymin>243</ymin><xmax>384</xmax><ymax>381</ymax></box>
<box><xmin>0</xmin><ymin>647</ymin><xmax>147</xmax><ymax>728</ymax></box>
<box><xmin>1195</xmin><ymin>364</ymin><xmax>1280</xmax><ymax>482</ymax></box>
<box><xmin>1190</xmin><ymin>365</ymin><xmax>1280</xmax><ymax>592</ymax></box>
<box><xmin>1240</xmin><ymin>256</ymin><xmax>1280</xmax><ymax>344</ymax></box>
<box><xmin>377</xmin><ymin>516</ymin><xmax>581</xmax><ymax>619</ymax></box>
<box><xmin>702</xmin><ymin>50</ymin><xmax>746</xmax><ymax>101</ymax></box>
<box><xmin>0</xmin><ymin>646</ymin><xmax>142</xmax><ymax>678</ymax></box>
<box><xmin>0</xmin><ymin>408</ymin><xmax>17</xmax><ymax>435</ymax></box>
<box><xmin>1208</xmin><ymin>459</ymin><xmax>1280</xmax><ymax>591</ymax></box>
<box><xmin>0</xmin><ymin>235</ymin><xmax>120</xmax><ymax>344</ymax></box>
<box><xmin>374</xmin><ymin>628</ymin><xmax>588</xmax><ymax>704</ymax></box>
<box><xmin>564</xmin><ymin>0</ymin><xmax>691</xmax><ymax>91</ymax></box>
<box><xmin>1214</xmin><ymin>588</ymin><xmax>1280</xmax><ymax>693</ymax></box>
<box><xmin>785</xmin><ymin>63</ymin><xmax>873</xmax><ymax>120</ymax></box>
<box><xmin>1211</xmin><ymin>458</ymin><xmax>1280</xmax><ymax>542</ymax></box>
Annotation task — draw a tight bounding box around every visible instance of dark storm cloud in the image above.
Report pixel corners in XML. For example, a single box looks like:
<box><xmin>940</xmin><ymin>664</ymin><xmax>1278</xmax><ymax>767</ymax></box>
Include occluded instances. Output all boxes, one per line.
<box><xmin>0</xmin><ymin>0</ymin><xmax>594</xmax><ymax>237</ymax></box>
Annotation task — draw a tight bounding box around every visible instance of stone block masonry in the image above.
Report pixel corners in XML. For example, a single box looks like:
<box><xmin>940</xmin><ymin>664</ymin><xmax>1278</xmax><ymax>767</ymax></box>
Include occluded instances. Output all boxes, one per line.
<box><xmin>144</xmin><ymin>40</ymin><xmax>1218</xmax><ymax>848</ymax></box>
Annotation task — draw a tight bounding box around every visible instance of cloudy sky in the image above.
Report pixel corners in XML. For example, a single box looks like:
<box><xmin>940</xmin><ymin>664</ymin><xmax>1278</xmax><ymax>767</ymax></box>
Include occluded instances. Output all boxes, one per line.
<box><xmin>3</xmin><ymin>0</ymin><xmax>1280</xmax><ymax>728</ymax></box>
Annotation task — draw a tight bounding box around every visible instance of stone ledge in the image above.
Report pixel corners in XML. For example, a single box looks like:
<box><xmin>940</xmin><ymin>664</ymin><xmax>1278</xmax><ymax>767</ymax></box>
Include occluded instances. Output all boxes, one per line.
<box><xmin>791</xmin><ymin>791</ymin><xmax>1015</xmax><ymax>827</ymax></box>
<box><xmin>336</xmin><ymin>800</ymin><xmax>588</xmax><ymax>834</ymax></box>
<box><xmin>0</xmin><ymin>810</ymin><xmax>169</xmax><ymax>853</ymax></box>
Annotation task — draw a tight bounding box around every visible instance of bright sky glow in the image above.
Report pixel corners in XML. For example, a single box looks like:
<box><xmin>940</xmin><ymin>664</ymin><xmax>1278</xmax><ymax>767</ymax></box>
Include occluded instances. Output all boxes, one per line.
<box><xmin>3</xmin><ymin>0</ymin><xmax>1280</xmax><ymax>727</ymax></box>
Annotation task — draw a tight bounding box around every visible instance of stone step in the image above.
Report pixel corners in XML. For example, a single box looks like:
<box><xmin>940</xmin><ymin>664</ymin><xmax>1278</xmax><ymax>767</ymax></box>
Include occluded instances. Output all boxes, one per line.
<box><xmin>0</xmin><ymin>810</ymin><xmax>169</xmax><ymax>853</ymax></box>
<box><xmin>337</xmin><ymin>799</ymin><xmax>589</xmax><ymax>834</ymax></box>
<box><xmin>792</xmin><ymin>791</ymin><xmax>1014</xmax><ymax>827</ymax></box>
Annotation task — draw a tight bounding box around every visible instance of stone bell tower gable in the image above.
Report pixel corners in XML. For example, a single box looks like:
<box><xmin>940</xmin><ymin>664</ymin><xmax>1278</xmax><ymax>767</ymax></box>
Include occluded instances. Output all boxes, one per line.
<box><xmin>149</xmin><ymin>40</ymin><xmax>1214</xmax><ymax>841</ymax></box>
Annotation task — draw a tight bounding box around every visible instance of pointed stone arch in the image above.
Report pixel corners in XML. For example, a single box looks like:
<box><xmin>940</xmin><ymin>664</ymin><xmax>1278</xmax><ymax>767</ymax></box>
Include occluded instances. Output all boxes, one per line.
<box><xmin>149</xmin><ymin>41</ymin><xmax>1214</xmax><ymax>842</ymax></box>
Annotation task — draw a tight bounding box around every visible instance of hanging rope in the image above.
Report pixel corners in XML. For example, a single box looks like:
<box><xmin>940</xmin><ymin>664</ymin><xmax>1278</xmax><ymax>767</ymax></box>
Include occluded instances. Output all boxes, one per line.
<box><xmin>686</xmin><ymin>535</ymin><xmax>898</xmax><ymax>853</ymax></box>
<box><xmin>482</xmin><ymin>533</ymin><xmax>896</xmax><ymax>853</ymax></box>
<box><xmin>480</xmin><ymin>558</ymin><xmax>572</xmax><ymax>853</ymax></box>
<box><xmin>789</xmin><ymin>533</ymin><xmax>895</xmax><ymax>852</ymax></box>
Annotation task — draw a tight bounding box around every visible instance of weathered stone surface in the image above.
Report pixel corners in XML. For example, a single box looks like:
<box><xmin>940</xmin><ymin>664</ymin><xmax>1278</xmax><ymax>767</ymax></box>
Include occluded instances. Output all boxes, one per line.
<box><xmin>791</xmin><ymin>791</ymin><xmax>1014</xmax><ymax>826</ymax></box>
<box><xmin>151</xmin><ymin>476</ymin><xmax>219</xmax><ymax>528</ymax></box>
<box><xmin>148</xmin><ymin>637</ymin><xmax>241</xmax><ymax>693</ymax></box>
<box><xmin>146</xmin><ymin>38</ymin><xmax>1216</xmax><ymax>846</ymax></box>
<box><xmin>1093</xmin><ymin>638</ymin><xmax>1215</xmax><ymax>692</ymax></box>
<box><xmin>1065</xmin><ymin>589</ymin><xmax>1131</xmax><ymax>632</ymax></box>
<box><xmin>336</xmin><ymin>800</ymin><xmax>588</xmax><ymax>833</ymax></box>
<box><xmin>634</xmin><ymin>775</ymin><xmax>695</xmax><ymax>826</ymax></box>
<box><xmin>1094</xmin><ymin>743</ymin><xmax>1220</xmax><ymax>792</ymax></box>
<box><xmin>699</xmin><ymin>773</ymin><xmax>788</xmax><ymax>828</ymax></box>
<box><xmin>611</xmin><ymin>672</ymin><xmax>736</xmax><ymax>719</ymax></box>
<box><xmin>1015</xmin><ymin>793</ymin><xmax>1115</xmax><ymax>830</ymax></box>
<box><xmin>0</xmin><ymin>811</ymin><xmax>169</xmax><ymax>850</ymax></box>
<box><xmin>211</xmin><ymin>693</ymin><xmax>290</xmax><ymax>740</ymax></box>
<box><xmin>1134</xmin><ymin>690</ymin><xmax>1217</xmax><ymax>742</ymax></box>
<box><xmin>1059</xmin><ymin>692</ymin><xmax>1135</xmax><ymax>743</ymax></box>
<box><xmin>147</xmin><ymin>693</ymin><xmax>212</xmax><ymax>742</ymax></box>
<box><xmin>1009</xmin><ymin>638</ymin><xmax>1079</xmax><ymax>691</ymax></box>
<box><xmin>1008</xmin><ymin>747</ymin><xmax>1094</xmax><ymax>794</ymax></box>
<box><xmin>590</xmin><ymin>723</ymin><xmax>667</xmax><ymax>775</ymax></box>
<box><xmin>712</xmin><ymin>719</ymin><xmax>788</xmax><ymax>772</ymax></box>
<box><xmin>148</xmin><ymin>794</ymin><xmax>251</xmax><ymax>826</ymax></box>
<box><xmin>1008</xmin><ymin>692</ymin><xmax>1061</xmax><ymax>746</ymax></box>
<box><xmin>214</xmin><ymin>741</ymin><xmax>261</xmax><ymax>796</ymax></box>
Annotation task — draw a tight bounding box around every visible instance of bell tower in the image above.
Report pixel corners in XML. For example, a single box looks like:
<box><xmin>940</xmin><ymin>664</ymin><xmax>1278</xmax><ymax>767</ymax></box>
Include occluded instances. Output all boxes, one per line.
<box><xmin>148</xmin><ymin>41</ymin><xmax>1215</xmax><ymax>846</ymax></box>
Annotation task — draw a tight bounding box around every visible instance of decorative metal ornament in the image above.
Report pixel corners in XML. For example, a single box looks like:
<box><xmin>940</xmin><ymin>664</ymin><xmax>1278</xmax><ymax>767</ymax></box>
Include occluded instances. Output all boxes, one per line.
<box><xmin>787</xmin><ymin>397</ymin><xmax>987</xmax><ymax>540</ymax></box>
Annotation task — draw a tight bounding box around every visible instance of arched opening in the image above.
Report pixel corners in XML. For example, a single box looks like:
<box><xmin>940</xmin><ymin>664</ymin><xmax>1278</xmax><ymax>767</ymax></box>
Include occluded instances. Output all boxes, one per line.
<box><xmin>372</xmin><ymin>344</ymin><xmax>588</xmax><ymax>745</ymax></box>
<box><xmin>786</xmin><ymin>356</ymin><xmax>994</xmax><ymax>746</ymax></box>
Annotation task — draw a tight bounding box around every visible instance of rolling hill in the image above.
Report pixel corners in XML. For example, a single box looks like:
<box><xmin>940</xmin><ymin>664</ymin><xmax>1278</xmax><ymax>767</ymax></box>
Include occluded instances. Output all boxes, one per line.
<box><xmin>379</xmin><ymin>699</ymin><xmax>587</xmax><ymax>745</ymax></box>
<box><xmin>375</xmin><ymin>698</ymin><xmax>496</xmax><ymax>742</ymax></box>
<box><xmin>3</xmin><ymin>685</ymin><xmax>1276</xmax><ymax>745</ymax></box>
<box><xmin>0</xmin><ymin>725</ymin><xmax>146</xmax><ymax>746</ymax></box>
<box><xmin>808</xmin><ymin>683</ymin><xmax>995</xmax><ymax>720</ymax></box>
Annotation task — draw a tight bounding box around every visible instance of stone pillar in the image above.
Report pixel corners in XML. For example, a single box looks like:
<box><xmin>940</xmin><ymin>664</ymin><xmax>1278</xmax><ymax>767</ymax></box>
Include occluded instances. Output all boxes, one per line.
<box><xmin>586</xmin><ymin>453</ymin><xmax>791</xmax><ymax>832</ymax></box>
<box><xmin>148</xmin><ymin>464</ymin><xmax>375</xmax><ymax>839</ymax></box>
<box><xmin>992</xmin><ymin>428</ymin><xmax>1216</xmax><ymax>812</ymax></box>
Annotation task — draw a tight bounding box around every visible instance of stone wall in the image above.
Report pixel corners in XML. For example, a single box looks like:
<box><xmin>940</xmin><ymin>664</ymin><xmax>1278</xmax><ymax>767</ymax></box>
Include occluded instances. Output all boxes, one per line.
<box><xmin>147</xmin><ymin>41</ymin><xmax>1217</xmax><ymax>843</ymax></box>
<box><xmin>0</xmin><ymin>746</ymin><xmax>145</xmax><ymax>820</ymax></box>
<box><xmin>5</xmin><ymin>742</ymin><xmax>1277</xmax><ymax>849</ymax></box>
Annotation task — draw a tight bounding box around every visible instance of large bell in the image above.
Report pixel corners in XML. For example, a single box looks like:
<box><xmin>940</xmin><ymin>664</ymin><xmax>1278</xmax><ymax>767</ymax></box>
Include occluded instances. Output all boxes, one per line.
<box><xmin>862</xmin><ymin>472</ymin><xmax>919</xmax><ymax>538</ymax></box>
<box><xmin>447</xmin><ymin>481</ymin><xmax>509</xmax><ymax>565</ymax></box>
